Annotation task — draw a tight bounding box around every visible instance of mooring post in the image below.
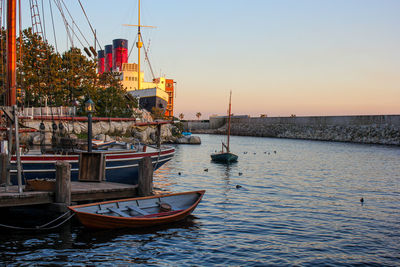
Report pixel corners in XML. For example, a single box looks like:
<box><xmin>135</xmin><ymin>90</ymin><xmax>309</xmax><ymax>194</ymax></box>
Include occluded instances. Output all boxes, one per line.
<box><xmin>0</xmin><ymin>153</ymin><xmax>7</xmax><ymax>189</ymax></box>
<box><xmin>55</xmin><ymin>161</ymin><xmax>71</xmax><ymax>207</ymax></box>
<box><xmin>157</xmin><ymin>123</ymin><xmax>162</xmax><ymax>148</ymax></box>
<box><xmin>138</xmin><ymin>156</ymin><xmax>153</xmax><ymax>196</ymax></box>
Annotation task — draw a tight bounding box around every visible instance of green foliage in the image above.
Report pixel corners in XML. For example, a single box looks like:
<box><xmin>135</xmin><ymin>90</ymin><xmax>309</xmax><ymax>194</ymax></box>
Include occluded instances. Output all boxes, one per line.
<box><xmin>172</xmin><ymin>121</ymin><xmax>184</xmax><ymax>136</ymax></box>
<box><xmin>151</xmin><ymin>107</ymin><xmax>165</xmax><ymax>120</ymax></box>
<box><xmin>0</xmin><ymin>27</ymin><xmax>136</xmax><ymax>117</ymax></box>
<box><xmin>93</xmin><ymin>85</ymin><xmax>135</xmax><ymax>118</ymax></box>
<box><xmin>76</xmin><ymin>132</ymin><xmax>88</xmax><ymax>139</ymax></box>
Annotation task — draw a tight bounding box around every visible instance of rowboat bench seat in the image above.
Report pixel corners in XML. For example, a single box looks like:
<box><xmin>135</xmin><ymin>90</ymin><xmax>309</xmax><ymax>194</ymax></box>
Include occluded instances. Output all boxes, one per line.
<box><xmin>96</xmin><ymin>202</ymin><xmax>178</xmax><ymax>217</ymax></box>
<box><xmin>99</xmin><ymin>207</ymin><xmax>183</xmax><ymax>218</ymax></box>
<box><xmin>107</xmin><ymin>207</ymin><xmax>130</xmax><ymax>217</ymax></box>
<box><xmin>127</xmin><ymin>205</ymin><xmax>149</xmax><ymax>215</ymax></box>
<box><xmin>137</xmin><ymin>209</ymin><xmax>184</xmax><ymax>218</ymax></box>
<box><xmin>96</xmin><ymin>204</ymin><xmax>157</xmax><ymax>215</ymax></box>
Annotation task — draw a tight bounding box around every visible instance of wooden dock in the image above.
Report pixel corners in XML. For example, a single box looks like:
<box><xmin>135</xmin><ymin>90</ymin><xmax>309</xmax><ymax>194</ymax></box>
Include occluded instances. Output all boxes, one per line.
<box><xmin>0</xmin><ymin>182</ymin><xmax>138</xmax><ymax>208</ymax></box>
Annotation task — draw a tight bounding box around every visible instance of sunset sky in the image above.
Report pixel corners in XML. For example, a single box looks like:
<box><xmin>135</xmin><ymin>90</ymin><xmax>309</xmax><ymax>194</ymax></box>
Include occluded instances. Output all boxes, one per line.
<box><xmin>21</xmin><ymin>0</ymin><xmax>400</xmax><ymax>119</ymax></box>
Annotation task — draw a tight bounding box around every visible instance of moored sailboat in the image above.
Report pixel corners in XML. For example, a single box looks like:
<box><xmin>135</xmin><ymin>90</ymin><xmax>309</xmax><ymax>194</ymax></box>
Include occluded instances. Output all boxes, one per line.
<box><xmin>211</xmin><ymin>91</ymin><xmax>238</xmax><ymax>163</ymax></box>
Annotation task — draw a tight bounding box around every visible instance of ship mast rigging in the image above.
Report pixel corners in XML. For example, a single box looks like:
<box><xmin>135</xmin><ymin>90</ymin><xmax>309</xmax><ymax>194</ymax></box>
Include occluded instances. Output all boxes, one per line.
<box><xmin>123</xmin><ymin>0</ymin><xmax>155</xmax><ymax>90</ymax></box>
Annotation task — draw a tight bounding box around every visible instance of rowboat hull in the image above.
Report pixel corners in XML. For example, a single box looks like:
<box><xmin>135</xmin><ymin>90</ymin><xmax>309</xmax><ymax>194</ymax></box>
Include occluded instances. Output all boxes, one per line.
<box><xmin>211</xmin><ymin>152</ymin><xmax>238</xmax><ymax>163</ymax></box>
<box><xmin>69</xmin><ymin>190</ymin><xmax>205</xmax><ymax>229</ymax></box>
<box><xmin>10</xmin><ymin>146</ymin><xmax>175</xmax><ymax>185</ymax></box>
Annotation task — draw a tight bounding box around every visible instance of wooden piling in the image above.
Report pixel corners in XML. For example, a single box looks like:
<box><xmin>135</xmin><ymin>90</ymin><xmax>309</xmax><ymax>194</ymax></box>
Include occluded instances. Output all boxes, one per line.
<box><xmin>78</xmin><ymin>152</ymin><xmax>105</xmax><ymax>182</ymax></box>
<box><xmin>0</xmin><ymin>153</ymin><xmax>7</xmax><ymax>185</ymax></box>
<box><xmin>138</xmin><ymin>156</ymin><xmax>153</xmax><ymax>196</ymax></box>
<box><xmin>55</xmin><ymin>161</ymin><xmax>71</xmax><ymax>205</ymax></box>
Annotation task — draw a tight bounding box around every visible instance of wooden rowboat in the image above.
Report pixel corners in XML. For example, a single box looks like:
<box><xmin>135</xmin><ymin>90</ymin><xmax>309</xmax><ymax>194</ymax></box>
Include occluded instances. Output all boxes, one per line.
<box><xmin>68</xmin><ymin>190</ymin><xmax>205</xmax><ymax>229</ymax></box>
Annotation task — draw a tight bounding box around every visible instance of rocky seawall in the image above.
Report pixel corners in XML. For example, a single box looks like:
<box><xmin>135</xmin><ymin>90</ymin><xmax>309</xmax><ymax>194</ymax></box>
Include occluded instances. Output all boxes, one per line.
<box><xmin>15</xmin><ymin>108</ymin><xmax>188</xmax><ymax>147</ymax></box>
<box><xmin>189</xmin><ymin>115</ymin><xmax>400</xmax><ymax>146</ymax></box>
<box><xmin>19</xmin><ymin>119</ymin><xmax>177</xmax><ymax>146</ymax></box>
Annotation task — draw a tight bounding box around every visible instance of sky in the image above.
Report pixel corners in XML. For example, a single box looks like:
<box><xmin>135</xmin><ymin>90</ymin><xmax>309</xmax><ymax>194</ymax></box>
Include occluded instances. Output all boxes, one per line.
<box><xmin>17</xmin><ymin>0</ymin><xmax>400</xmax><ymax>119</ymax></box>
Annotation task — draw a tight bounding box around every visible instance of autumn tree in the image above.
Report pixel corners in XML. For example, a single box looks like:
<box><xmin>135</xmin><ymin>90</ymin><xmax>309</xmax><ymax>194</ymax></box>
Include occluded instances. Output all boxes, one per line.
<box><xmin>1</xmin><ymin>27</ymin><xmax>136</xmax><ymax>117</ymax></box>
<box><xmin>18</xmin><ymin>28</ymin><xmax>63</xmax><ymax>106</ymax></box>
<box><xmin>196</xmin><ymin>112</ymin><xmax>201</xmax><ymax>120</ymax></box>
<box><xmin>59</xmin><ymin>47</ymin><xmax>98</xmax><ymax>106</ymax></box>
<box><xmin>178</xmin><ymin>113</ymin><xmax>184</xmax><ymax>120</ymax></box>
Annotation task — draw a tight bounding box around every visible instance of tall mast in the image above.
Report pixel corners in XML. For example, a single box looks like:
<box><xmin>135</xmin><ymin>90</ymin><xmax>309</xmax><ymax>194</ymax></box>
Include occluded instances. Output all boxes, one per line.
<box><xmin>6</xmin><ymin>0</ymin><xmax>17</xmax><ymax>106</ymax></box>
<box><xmin>123</xmin><ymin>0</ymin><xmax>155</xmax><ymax>90</ymax></box>
<box><xmin>137</xmin><ymin>0</ymin><xmax>142</xmax><ymax>90</ymax></box>
<box><xmin>227</xmin><ymin>91</ymin><xmax>232</xmax><ymax>153</ymax></box>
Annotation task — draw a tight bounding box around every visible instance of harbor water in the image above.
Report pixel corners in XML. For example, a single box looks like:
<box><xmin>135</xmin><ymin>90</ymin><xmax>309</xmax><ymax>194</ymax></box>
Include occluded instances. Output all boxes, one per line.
<box><xmin>1</xmin><ymin>134</ymin><xmax>400</xmax><ymax>266</ymax></box>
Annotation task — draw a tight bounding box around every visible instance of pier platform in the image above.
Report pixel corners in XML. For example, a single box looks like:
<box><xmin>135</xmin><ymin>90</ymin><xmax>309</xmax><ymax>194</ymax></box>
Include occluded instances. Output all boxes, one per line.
<box><xmin>0</xmin><ymin>182</ymin><xmax>138</xmax><ymax>208</ymax></box>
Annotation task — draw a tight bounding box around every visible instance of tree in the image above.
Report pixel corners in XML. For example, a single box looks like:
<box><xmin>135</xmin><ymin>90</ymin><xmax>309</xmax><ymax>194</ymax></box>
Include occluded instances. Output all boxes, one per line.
<box><xmin>94</xmin><ymin>72</ymin><xmax>136</xmax><ymax>117</ymax></box>
<box><xmin>196</xmin><ymin>112</ymin><xmax>201</xmax><ymax>120</ymax></box>
<box><xmin>60</xmin><ymin>47</ymin><xmax>97</xmax><ymax>106</ymax></box>
<box><xmin>179</xmin><ymin>113</ymin><xmax>184</xmax><ymax>120</ymax></box>
<box><xmin>18</xmin><ymin>28</ymin><xmax>62</xmax><ymax>106</ymax></box>
<box><xmin>1</xmin><ymin>27</ymin><xmax>136</xmax><ymax>117</ymax></box>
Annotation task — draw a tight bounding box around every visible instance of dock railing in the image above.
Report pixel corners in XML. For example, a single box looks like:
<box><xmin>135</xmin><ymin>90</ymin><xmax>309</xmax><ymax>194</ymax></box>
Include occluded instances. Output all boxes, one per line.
<box><xmin>19</xmin><ymin>106</ymin><xmax>77</xmax><ymax>117</ymax></box>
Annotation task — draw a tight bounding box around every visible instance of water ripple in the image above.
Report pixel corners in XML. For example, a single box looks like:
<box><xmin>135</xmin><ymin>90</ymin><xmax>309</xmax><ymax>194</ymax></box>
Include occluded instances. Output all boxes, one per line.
<box><xmin>1</xmin><ymin>135</ymin><xmax>400</xmax><ymax>266</ymax></box>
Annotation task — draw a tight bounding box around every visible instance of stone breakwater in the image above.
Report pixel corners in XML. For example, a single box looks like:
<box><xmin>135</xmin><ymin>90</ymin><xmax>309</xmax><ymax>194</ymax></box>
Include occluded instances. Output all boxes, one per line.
<box><xmin>189</xmin><ymin>115</ymin><xmax>400</xmax><ymax>146</ymax></box>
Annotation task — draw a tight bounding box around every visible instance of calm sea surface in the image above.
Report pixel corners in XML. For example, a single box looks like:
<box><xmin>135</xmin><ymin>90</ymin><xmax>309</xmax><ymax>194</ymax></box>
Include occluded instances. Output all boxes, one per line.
<box><xmin>1</xmin><ymin>134</ymin><xmax>400</xmax><ymax>266</ymax></box>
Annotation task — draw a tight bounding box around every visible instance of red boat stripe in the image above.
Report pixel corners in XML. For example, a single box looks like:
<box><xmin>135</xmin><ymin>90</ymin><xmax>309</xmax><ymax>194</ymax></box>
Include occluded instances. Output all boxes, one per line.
<box><xmin>11</xmin><ymin>149</ymin><xmax>175</xmax><ymax>162</ymax></box>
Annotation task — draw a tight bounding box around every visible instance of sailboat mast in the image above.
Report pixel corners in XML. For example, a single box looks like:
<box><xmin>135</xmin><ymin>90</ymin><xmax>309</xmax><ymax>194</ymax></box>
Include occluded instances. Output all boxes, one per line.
<box><xmin>227</xmin><ymin>91</ymin><xmax>232</xmax><ymax>153</ymax></box>
<box><xmin>6</xmin><ymin>0</ymin><xmax>17</xmax><ymax>106</ymax></box>
<box><xmin>136</xmin><ymin>0</ymin><xmax>142</xmax><ymax>90</ymax></box>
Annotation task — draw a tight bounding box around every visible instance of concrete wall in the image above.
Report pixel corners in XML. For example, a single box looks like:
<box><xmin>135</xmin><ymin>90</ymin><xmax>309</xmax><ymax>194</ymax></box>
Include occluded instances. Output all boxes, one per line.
<box><xmin>183</xmin><ymin>121</ymin><xmax>210</xmax><ymax>131</ymax></box>
<box><xmin>209</xmin><ymin>115</ymin><xmax>249</xmax><ymax>129</ymax></box>
<box><xmin>189</xmin><ymin>115</ymin><xmax>400</xmax><ymax>146</ymax></box>
<box><xmin>231</xmin><ymin>115</ymin><xmax>400</xmax><ymax>126</ymax></box>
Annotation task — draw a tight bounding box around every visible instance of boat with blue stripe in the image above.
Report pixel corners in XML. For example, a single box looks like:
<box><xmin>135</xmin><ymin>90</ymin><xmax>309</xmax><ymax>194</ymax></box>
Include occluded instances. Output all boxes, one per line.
<box><xmin>10</xmin><ymin>144</ymin><xmax>175</xmax><ymax>185</ymax></box>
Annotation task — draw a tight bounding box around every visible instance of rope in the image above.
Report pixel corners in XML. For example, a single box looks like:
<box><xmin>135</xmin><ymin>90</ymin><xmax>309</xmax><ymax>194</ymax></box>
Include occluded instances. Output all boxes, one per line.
<box><xmin>48</xmin><ymin>0</ymin><xmax>58</xmax><ymax>53</ymax></box>
<box><xmin>145</xmin><ymin>143</ymin><xmax>162</xmax><ymax>171</ymax></box>
<box><xmin>41</xmin><ymin>0</ymin><xmax>46</xmax><ymax>40</ymax></box>
<box><xmin>77</xmin><ymin>0</ymin><xmax>102</xmax><ymax>49</ymax></box>
<box><xmin>153</xmin><ymin>146</ymin><xmax>161</xmax><ymax>171</ymax></box>
<box><xmin>127</xmin><ymin>35</ymin><xmax>138</xmax><ymax>60</ymax></box>
<box><xmin>59</xmin><ymin>0</ymin><xmax>91</xmax><ymax>47</ymax></box>
<box><xmin>53</xmin><ymin>0</ymin><xmax>73</xmax><ymax>47</ymax></box>
<box><xmin>0</xmin><ymin>211</ymin><xmax>74</xmax><ymax>230</ymax></box>
<box><xmin>140</xmin><ymin>33</ymin><xmax>155</xmax><ymax>80</ymax></box>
